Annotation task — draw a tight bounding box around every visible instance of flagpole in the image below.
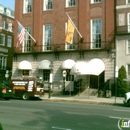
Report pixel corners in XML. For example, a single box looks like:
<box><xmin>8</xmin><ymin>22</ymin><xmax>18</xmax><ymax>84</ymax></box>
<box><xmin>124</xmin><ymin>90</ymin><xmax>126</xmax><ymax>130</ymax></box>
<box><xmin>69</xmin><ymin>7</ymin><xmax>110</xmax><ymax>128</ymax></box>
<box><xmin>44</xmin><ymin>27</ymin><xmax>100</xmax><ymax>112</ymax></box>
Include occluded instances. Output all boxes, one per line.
<box><xmin>66</xmin><ymin>12</ymin><xmax>83</xmax><ymax>38</ymax></box>
<box><xmin>17</xmin><ymin>20</ymin><xmax>37</xmax><ymax>43</ymax></box>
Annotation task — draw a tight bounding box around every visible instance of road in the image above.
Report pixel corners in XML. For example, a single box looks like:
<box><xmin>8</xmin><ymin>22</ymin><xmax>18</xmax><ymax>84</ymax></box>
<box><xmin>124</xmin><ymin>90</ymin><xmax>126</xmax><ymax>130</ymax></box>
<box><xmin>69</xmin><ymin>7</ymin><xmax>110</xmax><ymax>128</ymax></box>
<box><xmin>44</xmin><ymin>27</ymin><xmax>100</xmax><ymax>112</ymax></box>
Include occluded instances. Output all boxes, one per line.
<box><xmin>0</xmin><ymin>99</ymin><xmax>130</xmax><ymax>130</ymax></box>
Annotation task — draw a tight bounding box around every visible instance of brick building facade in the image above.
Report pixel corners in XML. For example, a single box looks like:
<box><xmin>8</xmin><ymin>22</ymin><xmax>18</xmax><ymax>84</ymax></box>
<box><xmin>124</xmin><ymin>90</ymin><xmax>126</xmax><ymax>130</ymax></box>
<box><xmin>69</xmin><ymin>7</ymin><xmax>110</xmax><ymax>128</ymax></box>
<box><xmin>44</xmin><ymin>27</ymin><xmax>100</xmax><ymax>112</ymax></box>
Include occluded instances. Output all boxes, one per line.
<box><xmin>13</xmin><ymin>0</ymin><xmax>115</xmax><ymax>96</ymax></box>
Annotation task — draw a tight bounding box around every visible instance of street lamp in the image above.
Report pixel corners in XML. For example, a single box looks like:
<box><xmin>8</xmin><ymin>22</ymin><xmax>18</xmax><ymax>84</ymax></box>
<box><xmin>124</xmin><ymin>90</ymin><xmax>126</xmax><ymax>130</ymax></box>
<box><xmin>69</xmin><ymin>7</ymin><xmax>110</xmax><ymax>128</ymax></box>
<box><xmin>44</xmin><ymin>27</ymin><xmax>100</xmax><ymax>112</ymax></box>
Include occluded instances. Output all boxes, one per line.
<box><xmin>49</xmin><ymin>62</ymin><xmax>53</xmax><ymax>98</ymax></box>
<box><xmin>62</xmin><ymin>70</ymin><xmax>67</xmax><ymax>95</ymax></box>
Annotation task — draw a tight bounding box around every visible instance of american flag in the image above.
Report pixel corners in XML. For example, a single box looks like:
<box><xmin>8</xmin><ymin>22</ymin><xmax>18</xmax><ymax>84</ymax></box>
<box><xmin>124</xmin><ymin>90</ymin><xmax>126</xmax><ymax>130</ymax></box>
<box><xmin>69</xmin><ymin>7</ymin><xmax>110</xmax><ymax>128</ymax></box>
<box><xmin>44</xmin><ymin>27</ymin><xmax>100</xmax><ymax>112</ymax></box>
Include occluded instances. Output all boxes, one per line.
<box><xmin>17</xmin><ymin>22</ymin><xmax>26</xmax><ymax>46</ymax></box>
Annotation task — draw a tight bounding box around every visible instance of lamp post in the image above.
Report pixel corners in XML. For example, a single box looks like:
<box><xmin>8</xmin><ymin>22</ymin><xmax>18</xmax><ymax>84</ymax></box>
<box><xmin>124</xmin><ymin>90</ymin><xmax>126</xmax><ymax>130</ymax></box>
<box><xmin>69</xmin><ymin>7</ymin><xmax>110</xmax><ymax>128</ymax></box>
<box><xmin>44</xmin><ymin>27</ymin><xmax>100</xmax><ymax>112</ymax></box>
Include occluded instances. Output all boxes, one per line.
<box><xmin>62</xmin><ymin>70</ymin><xmax>67</xmax><ymax>95</ymax></box>
<box><xmin>49</xmin><ymin>62</ymin><xmax>53</xmax><ymax>98</ymax></box>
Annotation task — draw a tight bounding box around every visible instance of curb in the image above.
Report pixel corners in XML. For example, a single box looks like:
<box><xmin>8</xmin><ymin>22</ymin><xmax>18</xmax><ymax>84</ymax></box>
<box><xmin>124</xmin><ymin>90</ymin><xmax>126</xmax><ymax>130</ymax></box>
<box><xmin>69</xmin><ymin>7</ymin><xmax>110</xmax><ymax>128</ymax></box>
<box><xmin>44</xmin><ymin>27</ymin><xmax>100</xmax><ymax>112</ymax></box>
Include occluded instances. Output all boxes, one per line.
<box><xmin>40</xmin><ymin>98</ymin><xmax>121</xmax><ymax>106</ymax></box>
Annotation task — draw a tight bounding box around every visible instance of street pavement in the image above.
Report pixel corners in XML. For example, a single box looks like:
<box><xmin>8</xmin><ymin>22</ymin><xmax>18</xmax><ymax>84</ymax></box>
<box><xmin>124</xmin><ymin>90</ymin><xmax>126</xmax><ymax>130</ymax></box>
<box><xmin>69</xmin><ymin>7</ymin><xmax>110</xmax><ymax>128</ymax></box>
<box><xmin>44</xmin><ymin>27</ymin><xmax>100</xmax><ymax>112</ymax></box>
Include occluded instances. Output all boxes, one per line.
<box><xmin>40</xmin><ymin>94</ymin><xmax>124</xmax><ymax>105</ymax></box>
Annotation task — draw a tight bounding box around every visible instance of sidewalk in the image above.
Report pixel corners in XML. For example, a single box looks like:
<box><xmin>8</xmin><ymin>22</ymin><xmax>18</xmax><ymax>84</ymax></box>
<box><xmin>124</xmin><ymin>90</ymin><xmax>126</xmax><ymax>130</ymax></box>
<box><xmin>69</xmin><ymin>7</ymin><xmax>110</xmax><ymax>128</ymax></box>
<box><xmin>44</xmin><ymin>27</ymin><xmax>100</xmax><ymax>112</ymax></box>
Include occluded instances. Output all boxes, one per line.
<box><xmin>40</xmin><ymin>94</ymin><xmax>124</xmax><ymax>105</ymax></box>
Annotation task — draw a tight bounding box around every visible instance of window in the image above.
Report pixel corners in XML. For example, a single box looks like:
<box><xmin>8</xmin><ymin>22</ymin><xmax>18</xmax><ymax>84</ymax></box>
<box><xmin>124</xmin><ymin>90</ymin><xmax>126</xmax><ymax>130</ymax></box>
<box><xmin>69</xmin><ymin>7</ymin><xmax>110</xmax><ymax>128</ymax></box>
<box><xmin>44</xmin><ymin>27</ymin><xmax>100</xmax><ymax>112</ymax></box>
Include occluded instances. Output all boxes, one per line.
<box><xmin>127</xmin><ymin>65</ymin><xmax>130</xmax><ymax>77</ymax></box>
<box><xmin>8</xmin><ymin>22</ymin><xmax>12</xmax><ymax>31</ymax></box>
<box><xmin>65</xmin><ymin>21</ymin><xmax>76</xmax><ymax>50</ymax></box>
<box><xmin>66</xmin><ymin>0</ymin><xmax>76</xmax><ymax>7</ymax></box>
<box><xmin>91</xmin><ymin>19</ymin><xmax>102</xmax><ymax>49</ymax></box>
<box><xmin>23</xmin><ymin>70</ymin><xmax>29</xmax><ymax>76</ymax></box>
<box><xmin>23</xmin><ymin>0</ymin><xmax>32</xmax><ymax>13</ymax></box>
<box><xmin>24</xmin><ymin>27</ymin><xmax>31</xmax><ymax>52</ymax></box>
<box><xmin>0</xmin><ymin>34</ymin><xmax>5</xmax><ymax>46</ymax></box>
<box><xmin>44</xmin><ymin>0</ymin><xmax>53</xmax><ymax>10</ymax></box>
<box><xmin>127</xmin><ymin>0</ymin><xmax>130</xmax><ymax>4</ymax></box>
<box><xmin>43</xmin><ymin>70</ymin><xmax>50</xmax><ymax>81</ymax></box>
<box><xmin>127</xmin><ymin>13</ymin><xmax>130</xmax><ymax>32</ymax></box>
<box><xmin>65</xmin><ymin>69</ymin><xmax>74</xmax><ymax>81</ymax></box>
<box><xmin>0</xmin><ymin>56</ymin><xmax>7</xmax><ymax>70</ymax></box>
<box><xmin>6</xmin><ymin>9</ymin><xmax>11</xmax><ymax>16</ymax></box>
<box><xmin>2</xmin><ymin>19</ymin><xmax>5</xmax><ymax>29</ymax></box>
<box><xmin>91</xmin><ymin>0</ymin><xmax>101</xmax><ymax>4</ymax></box>
<box><xmin>43</xmin><ymin>24</ymin><xmax>52</xmax><ymax>50</ymax></box>
<box><xmin>7</xmin><ymin>36</ymin><xmax>12</xmax><ymax>47</ymax></box>
<box><xmin>0</xmin><ymin>6</ymin><xmax>4</xmax><ymax>14</ymax></box>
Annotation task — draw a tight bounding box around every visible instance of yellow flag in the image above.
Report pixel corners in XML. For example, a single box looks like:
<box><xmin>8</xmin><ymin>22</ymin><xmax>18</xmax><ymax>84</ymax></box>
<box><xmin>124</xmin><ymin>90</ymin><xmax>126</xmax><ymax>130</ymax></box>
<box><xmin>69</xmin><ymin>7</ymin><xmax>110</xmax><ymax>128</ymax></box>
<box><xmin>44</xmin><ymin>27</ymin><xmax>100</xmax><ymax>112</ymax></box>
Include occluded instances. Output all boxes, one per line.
<box><xmin>65</xmin><ymin>19</ymin><xmax>75</xmax><ymax>44</ymax></box>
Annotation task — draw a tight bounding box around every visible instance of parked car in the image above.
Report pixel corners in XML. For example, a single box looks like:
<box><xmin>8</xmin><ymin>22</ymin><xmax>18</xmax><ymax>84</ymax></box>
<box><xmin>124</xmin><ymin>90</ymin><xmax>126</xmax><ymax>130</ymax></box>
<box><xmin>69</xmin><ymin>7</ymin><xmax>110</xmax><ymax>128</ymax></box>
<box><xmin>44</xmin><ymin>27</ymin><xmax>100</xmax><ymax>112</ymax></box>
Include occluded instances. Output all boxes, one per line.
<box><xmin>0</xmin><ymin>83</ymin><xmax>14</xmax><ymax>100</ymax></box>
<box><xmin>123</xmin><ymin>92</ymin><xmax>130</xmax><ymax>107</ymax></box>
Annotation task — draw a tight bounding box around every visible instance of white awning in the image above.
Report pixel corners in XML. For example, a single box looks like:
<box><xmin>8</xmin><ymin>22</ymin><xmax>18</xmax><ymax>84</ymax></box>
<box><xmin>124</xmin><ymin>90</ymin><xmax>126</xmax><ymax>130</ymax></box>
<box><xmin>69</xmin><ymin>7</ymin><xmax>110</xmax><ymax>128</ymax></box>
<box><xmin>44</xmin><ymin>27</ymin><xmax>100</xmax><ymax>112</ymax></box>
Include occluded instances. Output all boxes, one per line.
<box><xmin>70</xmin><ymin>61</ymin><xmax>90</xmax><ymax>75</ymax></box>
<box><xmin>38</xmin><ymin>60</ymin><xmax>51</xmax><ymax>69</ymax></box>
<box><xmin>18</xmin><ymin>60</ymin><xmax>32</xmax><ymax>70</ymax></box>
<box><xmin>70</xmin><ymin>59</ymin><xmax>105</xmax><ymax>75</ymax></box>
<box><xmin>88</xmin><ymin>58</ymin><xmax>105</xmax><ymax>75</ymax></box>
<box><xmin>61</xmin><ymin>59</ymin><xmax>75</xmax><ymax>69</ymax></box>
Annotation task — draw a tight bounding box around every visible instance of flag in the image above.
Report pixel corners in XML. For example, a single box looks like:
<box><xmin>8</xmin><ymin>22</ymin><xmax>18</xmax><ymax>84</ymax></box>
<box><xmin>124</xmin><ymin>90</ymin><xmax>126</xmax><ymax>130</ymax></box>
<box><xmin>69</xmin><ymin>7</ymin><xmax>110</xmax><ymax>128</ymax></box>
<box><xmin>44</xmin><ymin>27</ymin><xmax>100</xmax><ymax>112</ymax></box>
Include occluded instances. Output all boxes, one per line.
<box><xmin>65</xmin><ymin>19</ymin><xmax>75</xmax><ymax>44</ymax></box>
<box><xmin>17</xmin><ymin>22</ymin><xmax>26</xmax><ymax>46</ymax></box>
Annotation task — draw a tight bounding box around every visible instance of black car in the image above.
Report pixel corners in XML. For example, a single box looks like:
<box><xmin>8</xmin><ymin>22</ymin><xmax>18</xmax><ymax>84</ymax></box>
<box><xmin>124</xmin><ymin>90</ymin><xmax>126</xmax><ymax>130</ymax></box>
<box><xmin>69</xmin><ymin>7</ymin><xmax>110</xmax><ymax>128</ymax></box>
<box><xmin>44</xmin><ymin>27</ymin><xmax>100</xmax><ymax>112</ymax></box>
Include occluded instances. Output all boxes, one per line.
<box><xmin>0</xmin><ymin>83</ymin><xmax>14</xmax><ymax>100</ymax></box>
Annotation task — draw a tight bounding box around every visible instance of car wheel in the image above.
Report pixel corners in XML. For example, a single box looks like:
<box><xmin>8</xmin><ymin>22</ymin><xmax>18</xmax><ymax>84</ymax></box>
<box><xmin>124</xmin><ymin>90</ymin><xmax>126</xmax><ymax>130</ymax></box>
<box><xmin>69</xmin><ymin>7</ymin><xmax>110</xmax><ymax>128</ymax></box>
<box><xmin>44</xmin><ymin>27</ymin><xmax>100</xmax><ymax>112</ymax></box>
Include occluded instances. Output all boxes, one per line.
<box><xmin>4</xmin><ymin>97</ymin><xmax>9</xmax><ymax>100</ymax></box>
<box><xmin>22</xmin><ymin>93</ymin><xmax>29</xmax><ymax>100</ymax></box>
<box><xmin>127</xmin><ymin>99</ymin><xmax>130</xmax><ymax>107</ymax></box>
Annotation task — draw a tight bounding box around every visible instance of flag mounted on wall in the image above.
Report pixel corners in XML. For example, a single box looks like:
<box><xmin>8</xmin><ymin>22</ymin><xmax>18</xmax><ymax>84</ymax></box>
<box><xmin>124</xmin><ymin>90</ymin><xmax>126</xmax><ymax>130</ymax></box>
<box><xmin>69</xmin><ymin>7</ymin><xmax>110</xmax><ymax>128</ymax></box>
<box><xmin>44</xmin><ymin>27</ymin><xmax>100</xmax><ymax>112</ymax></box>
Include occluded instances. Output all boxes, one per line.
<box><xmin>65</xmin><ymin>19</ymin><xmax>75</xmax><ymax>44</ymax></box>
<box><xmin>17</xmin><ymin>22</ymin><xmax>26</xmax><ymax>46</ymax></box>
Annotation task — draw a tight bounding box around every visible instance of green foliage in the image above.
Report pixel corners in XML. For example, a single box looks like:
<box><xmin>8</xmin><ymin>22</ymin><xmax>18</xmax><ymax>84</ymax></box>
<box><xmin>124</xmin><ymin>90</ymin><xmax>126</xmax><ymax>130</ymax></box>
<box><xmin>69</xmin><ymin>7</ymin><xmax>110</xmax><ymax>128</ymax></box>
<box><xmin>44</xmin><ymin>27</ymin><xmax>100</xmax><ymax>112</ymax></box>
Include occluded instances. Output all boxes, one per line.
<box><xmin>117</xmin><ymin>65</ymin><xmax>129</xmax><ymax>97</ymax></box>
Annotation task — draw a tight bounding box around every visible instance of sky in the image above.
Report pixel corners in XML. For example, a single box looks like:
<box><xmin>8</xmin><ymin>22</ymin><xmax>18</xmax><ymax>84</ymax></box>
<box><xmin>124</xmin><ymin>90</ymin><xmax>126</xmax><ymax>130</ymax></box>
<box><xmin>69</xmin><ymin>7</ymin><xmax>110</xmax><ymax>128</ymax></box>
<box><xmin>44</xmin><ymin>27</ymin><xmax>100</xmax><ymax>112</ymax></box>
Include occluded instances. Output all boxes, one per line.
<box><xmin>0</xmin><ymin>0</ymin><xmax>15</xmax><ymax>10</ymax></box>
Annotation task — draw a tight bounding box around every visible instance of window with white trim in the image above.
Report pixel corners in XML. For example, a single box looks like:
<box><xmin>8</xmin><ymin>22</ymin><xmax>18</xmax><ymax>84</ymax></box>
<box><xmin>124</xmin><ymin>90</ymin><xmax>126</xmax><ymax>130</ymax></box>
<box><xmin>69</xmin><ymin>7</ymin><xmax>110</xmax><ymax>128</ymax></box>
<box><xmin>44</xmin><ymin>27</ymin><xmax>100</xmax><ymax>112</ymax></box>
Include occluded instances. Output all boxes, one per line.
<box><xmin>91</xmin><ymin>0</ymin><xmax>101</xmax><ymax>4</ymax></box>
<box><xmin>24</xmin><ymin>27</ymin><xmax>31</xmax><ymax>52</ymax></box>
<box><xmin>43</xmin><ymin>24</ymin><xmax>52</xmax><ymax>50</ymax></box>
<box><xmin>91</xmin><ymin>19</ymin><xmax>102</xmax><ymax>49</ymax></box>
<box><xmin>0</xmin><ymin>56</ymin><xmax>7</xmax><ymax>70</ymax></box>
<box><xmin>23</xmin><ymin>0</ymin><xmax>32</xmax><ymax>13</ymax></box>
<box><xmin>65</xmin><ymin>69</ymin><xmax>74</xmax><ymax>81</ymax></box>
<box><xmin>2</xmin><ymin>19</ymin><xmax>5</xmax><ymax>29</ymax></box>
<box><xmin>66</xmin><ymin>0</ymin><xmax>76</xmax><ymax>7</ymax></box>
<box><xmin>7</xmin><ymin>36</ymin><xmax>12</xmax><ymax>47</ymax></box>
<box><xmin>127</xmin><ymin>0</ymin><xmax>130</xmax><ymax>4</ymax></box>
<box><xmin>8</xmin><ymin>22</ymin><xmax>12</xmax><ymax>31</ymax></box>
<box><xmin>0</xmin><ymin>6</ymin><xmax>4</xmax><ymax>14</ymax></box>
<box><xmin>65</xmin><ymin>21</ymin><xmax>76</xmax><ymax>50</ymax></box>
<box><xmin>44</xmin><ymin>0</ymin><xmax>53</xmax><ymax>11</ymax></box>
<box><xmin>127</xmin><ymin>13</ymin><xmax>130</xmax><ymax>32</ymax></box>
<box><xmin>23</xmin><ymin>70</ymin><xmax>29</xmax><ymax>76</ymax></box>
<box><xmin>0</xmin><ymin>34</ymin><xmax>5</xmax><ymax>46</ymax></box>
<box><xmin>127</xmin><ymin>65</ymin><xmax>130</xmax><ymax>77</ymax></box>
<box><xmin>43</xmin><ymin>69</ymin><xmax>50</xmax><ymax>81</ymax></box>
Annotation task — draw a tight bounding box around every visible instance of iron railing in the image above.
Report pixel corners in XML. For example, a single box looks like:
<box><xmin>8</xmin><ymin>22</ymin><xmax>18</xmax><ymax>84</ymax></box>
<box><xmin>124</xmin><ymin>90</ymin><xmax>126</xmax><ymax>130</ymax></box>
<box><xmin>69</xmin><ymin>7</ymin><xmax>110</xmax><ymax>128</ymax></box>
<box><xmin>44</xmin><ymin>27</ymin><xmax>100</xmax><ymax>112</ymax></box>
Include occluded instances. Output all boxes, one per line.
<box><xmin>116</xmin><ymin>25</ymin><xmax>130</xmax><ymax>35</ymax></box>
<box><xmin>14</xmin><ymin>41</ymin><xmax>113</xmax><ymax>53</ymax></box>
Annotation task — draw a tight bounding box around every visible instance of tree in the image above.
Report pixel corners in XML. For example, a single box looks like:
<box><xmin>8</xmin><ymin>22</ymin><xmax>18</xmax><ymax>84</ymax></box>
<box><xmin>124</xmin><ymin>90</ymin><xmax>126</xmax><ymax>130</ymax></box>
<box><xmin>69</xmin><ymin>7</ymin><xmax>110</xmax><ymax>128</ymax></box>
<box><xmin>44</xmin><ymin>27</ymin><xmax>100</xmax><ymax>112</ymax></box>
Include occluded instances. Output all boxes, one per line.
<box><xmin>117</xmin><ymin>65</ymin><xmax>129</xmax><ymax>97</ymax></box>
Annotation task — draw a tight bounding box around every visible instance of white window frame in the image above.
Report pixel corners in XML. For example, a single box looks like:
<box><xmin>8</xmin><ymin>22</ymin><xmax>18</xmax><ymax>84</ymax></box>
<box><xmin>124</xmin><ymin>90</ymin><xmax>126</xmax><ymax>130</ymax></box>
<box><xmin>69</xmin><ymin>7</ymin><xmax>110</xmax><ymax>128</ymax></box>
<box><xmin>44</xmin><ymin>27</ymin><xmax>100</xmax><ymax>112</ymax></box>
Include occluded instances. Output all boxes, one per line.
<box><xmin>127</xmin><ymin>13</ymin><xmax>130</xmax><ymax>32</ymax></box>
<box><xmin>66</xmin><ymin>0</ymin><xmax>76</xmax><ymax>7</ymax></box>
<box><xmin>0</xmin><ymin>6</ymin><xmax>4</xmax><ymax>14</ymax></box>
<box><xmin>23</xmin><ymin>0</ymin><xmax>32</xmax><ymax>14</ymax></box>
<box><xmin>43</xmin><ymin>24</ymin><xmax>52</xmax><ymax>51</ymax></box>
<box><xmin>127</xmin><ymin>64</ymin><xmax>130</xmax><ymax>78</ymax></box>
<box><xmin>0</xmin><ymin>55</ymin><xmax>7</xmax><ymax>70</ymax></box>
<box><xmin>2</xmin><ymin>19</ymin><xmax>5</xmax><ymax>29</ymax></box>
<box><xmin>7</xmin><ymin>36</ymin><xmax>12</xmax><ymax>47</ymax></box>
<box><xmin>23</xmin><ymin>27</ymin><xmax>32</xmax><ymax>52</ymax></box>
<box><xmin>43</xmin><ymin>0</ymin><xmax>53</xmax><ymax>11</ymax></box>
<box><xmin>0</xmin><ymin>34</ymin><xmax>5</xmax><ymax>46</ymax></box>
<box><xmin>126</xmin><ymin>0</ymin><xmax>130</xmax><ymax>4</ymax></box>
<box><xmin>91</xmin><ymin>0</ymin><xmax>102</xmax><ymax>4</ymax></box>
<box><xmin>91</xmin><ymin>18</ymin><xmax>102</xmax><ymax>49</ymax></box>
<box><xmin>8</xmin><ymin>22</ymin><xmax>12</xmax><ymax>31</ymax></box>
<box><xmin>65</xmin><ymin>21</ymin><xmax>76</xmax><ymax>50</ymax></box>
<box><xmin>6</xmin><ymin>9</ymin><xmax>11</xmax><ymax>16</ymax></box>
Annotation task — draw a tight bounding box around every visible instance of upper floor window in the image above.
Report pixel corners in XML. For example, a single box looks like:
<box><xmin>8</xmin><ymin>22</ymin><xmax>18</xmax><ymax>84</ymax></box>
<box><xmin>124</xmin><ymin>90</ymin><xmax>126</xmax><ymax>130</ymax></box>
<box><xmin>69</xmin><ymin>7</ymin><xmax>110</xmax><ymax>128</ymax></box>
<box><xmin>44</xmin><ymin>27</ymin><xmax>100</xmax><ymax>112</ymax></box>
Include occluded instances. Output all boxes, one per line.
<box><xmin>91</xmin><ymin>19</ymin><xmax>102</xmax><ymax>49</ymax></box>
<box><xmin>8</xmin><ymin>22</ymin><xmax>13</xmax><ymax>31</ymax></box>
<box><xmin>44</xmin><ymin>0</ymin><xmax>53</xmax><ymax>11</ymax></box>
<box><xmin>91</xmin><ymin>0</ymin><xmax>101</xmax><ymax>4</ymax></box>
<box><xmin>23</xmin><ymin>0</ymin><xmax>32</xmax><ymax>13</ymax></box>
<box><xmin>66</xmin><ymin>0</ymin><xmax>76</xmax><ymax>7</ymax></box>
<box><xmin>0</xmin><ymin>6</ymin><xmax>4</xmax><ymax>14</ymax></box>
<box><xmin>43</xmin><ymin>24</ymin><xmax>52</xmax><ymax>51</ymax></box>
<box><xmin>24</xmin><ymin>27</ymin><xmax>32</xmax><ymax>52</ymax></box>
<box><xmin>2</xmin><ymin>19</ymin><xmax>5</xmax><ymax>29</ymax></box>
<box><xmin>7</xmin><ymin>36</ymin><xmax>12</xmax><ymax>47</ymax></box>
<box><xmin>0</xmin><ymin>34</ymin><xmax>5</xmax><ymax>46</ymax></box>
